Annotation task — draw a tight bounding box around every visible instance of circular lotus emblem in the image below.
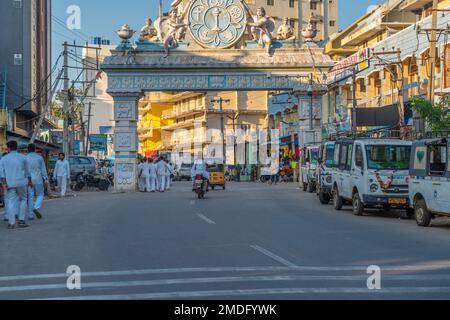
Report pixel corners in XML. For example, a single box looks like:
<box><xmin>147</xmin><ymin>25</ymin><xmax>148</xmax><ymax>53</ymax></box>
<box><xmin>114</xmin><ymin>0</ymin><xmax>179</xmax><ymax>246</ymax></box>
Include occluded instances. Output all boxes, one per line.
<box><xmin>188</xmin><ymin>0</ymin><xmax>247</xmax><ymax>49</ymax></box>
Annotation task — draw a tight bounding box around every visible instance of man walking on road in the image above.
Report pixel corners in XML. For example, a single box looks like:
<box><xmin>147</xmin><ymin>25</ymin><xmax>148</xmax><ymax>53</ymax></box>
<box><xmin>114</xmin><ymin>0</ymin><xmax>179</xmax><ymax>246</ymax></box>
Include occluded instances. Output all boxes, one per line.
<box><xmin>25</xmin><ymin>144</ymin><xmax>47</xmax><ymax>220</ymax></box>
<box><xmin>53</xmin><ymin>153</ymin><xmax>70</xmax><ymax>197</ymax></box>
<box><xmin>148</xmin><ymin>158</ymin><xmax>157</xmax><ymax>192</ymax></box>
<box><xmin>156</xmin><ymin>157</ymin><xmax>167</xmax><ymax>192</ymax></box>
<box><xmin>165</xmin><ymin>161</ymin><xmax>174</xmax><ymax>191</ymax></box>
<box><xmin>0</xmin><ymin>141</ymin><xmax>32</xmax><ymax>229</ymax></box>
<box><xmin>139</xmin><ymin>158</ymin><xmax>150</xmax><ymax>192</ymax></box>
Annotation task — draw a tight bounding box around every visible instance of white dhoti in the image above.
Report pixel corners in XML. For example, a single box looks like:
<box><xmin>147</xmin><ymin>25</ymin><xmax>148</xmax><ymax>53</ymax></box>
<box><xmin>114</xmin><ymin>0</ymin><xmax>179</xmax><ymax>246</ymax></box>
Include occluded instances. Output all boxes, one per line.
<box><xmin>150</xmin><ymin>176</ymin><xmax>157</xmax><ymax>192</ymax></box>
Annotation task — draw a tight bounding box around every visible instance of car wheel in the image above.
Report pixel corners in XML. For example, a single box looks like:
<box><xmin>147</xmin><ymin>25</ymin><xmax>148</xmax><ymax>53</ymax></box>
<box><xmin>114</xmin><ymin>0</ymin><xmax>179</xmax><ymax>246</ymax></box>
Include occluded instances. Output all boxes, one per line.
<box><xmin>352</xmin><ymin>193</ymin><xmax>364</xmax><ymax>216</ymax></box>
<box><xmin>333</xmin><ymin>188</ymin><xmax>343</xmax><ymax>210</ymax></box>
<box><xmin>319</xmin><ymin>189</ymin><xmax>331</xmax><ymax>205</ymax></box>
<box><xmin>415</xmin><ymin>199</ymin><xmax>432</xmax><ymax>227</ymax></box>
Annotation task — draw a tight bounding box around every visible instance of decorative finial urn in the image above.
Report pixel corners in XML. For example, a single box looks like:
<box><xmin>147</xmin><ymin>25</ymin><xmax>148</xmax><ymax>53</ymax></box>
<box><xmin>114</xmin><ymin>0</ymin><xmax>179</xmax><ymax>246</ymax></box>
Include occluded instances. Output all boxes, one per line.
<box><xmin>117</xmin><ymin>24</ymin><xmax>136</xmax><ymax>41</ymax></box>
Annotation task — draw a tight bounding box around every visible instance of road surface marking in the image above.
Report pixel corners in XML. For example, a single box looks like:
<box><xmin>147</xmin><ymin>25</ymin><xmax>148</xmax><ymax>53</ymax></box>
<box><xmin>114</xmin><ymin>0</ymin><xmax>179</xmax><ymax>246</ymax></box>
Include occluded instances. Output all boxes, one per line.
<box><xmin>196</xmin><ymin>213</ymin><xmax>216</xmax><ymax>225</ymax></box>
<box><xmin>39</xmin><ymin>286</ymin><xmax>450</xmax><ymax>300</ymax></box>
<box><xmin>251</xmin><ymin>245</ymin><xmax>297</xmax><ymax>268</ymax></box>
<box><xmin>4</xmin><ymin>274</ymin><xmax>450</xmax><ymax>294</ymax></box>
<box><xmin>4</xmin><ymin>265</ymin><xmax>450</xmax><ymax>282</ymax></box>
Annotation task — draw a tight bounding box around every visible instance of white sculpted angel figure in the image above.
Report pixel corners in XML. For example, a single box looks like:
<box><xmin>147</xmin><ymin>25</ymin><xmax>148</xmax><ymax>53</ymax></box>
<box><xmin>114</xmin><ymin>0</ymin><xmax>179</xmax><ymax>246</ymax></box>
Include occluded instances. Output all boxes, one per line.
<box><xmin>159</xmin><ymin>2</ymin><xmax>191</xmax><ymax>58</ymax></box>
<box><xmin>244</xmin><ymin>6</ymin><xmax>275</xmax><ymax>55</ymax></box>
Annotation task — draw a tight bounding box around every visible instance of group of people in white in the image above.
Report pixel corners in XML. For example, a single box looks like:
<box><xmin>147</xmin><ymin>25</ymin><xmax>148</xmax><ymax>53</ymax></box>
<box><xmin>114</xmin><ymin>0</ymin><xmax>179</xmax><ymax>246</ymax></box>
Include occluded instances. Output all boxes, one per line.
<box><xmin>137</xmin><ymin>157</ymin><xmax>175</xmax><ymax>193</ymax></box>
<box><xmin>0</xmin><ymin>141</ymin><xmax>72</xmax><ymax>230</ymax></box>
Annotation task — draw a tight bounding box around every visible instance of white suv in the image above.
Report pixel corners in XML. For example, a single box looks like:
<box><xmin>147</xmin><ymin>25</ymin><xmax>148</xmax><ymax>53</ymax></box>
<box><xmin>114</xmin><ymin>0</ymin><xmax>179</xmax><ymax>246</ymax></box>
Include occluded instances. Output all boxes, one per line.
<box><xmin>316</xmin><ymin>141</ymin><xmax>335</xmax><ymax>204</ymax></box>
<box><xmin>299</xmin><ymin>145</ymin><xmax>320</xmax><ymax>193</ymax></box>
<box><xmin>409</xmin><ymin>138</ymin><xmax>450</xmax><ymax>227</ymax></box>
<box><xmin>332</xmin><ymin>139</ymin><xmax>412</xmax><ymax>216</ymax></box>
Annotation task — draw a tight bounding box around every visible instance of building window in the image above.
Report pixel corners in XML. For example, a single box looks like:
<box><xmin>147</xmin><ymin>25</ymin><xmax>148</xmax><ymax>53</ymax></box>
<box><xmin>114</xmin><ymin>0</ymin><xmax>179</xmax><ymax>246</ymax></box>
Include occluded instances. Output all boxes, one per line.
<box><xmin>289</xmin><ymin>0</ymin><xmax>295</xmax><ymax>8</ymax></box>
<box><xmin>310</xmin><ymin>2</ymin><xmax>317</xmax><ymax>10</ymax></box>
<box><xmin>267</xmin><ymin>0</ymin><xmax>274</xmax><ymax>6</ymax></box>
<box><xmin>329</xmin><ymin>20</ymin><xmax>335</xmax><ymax>27</ymax></box>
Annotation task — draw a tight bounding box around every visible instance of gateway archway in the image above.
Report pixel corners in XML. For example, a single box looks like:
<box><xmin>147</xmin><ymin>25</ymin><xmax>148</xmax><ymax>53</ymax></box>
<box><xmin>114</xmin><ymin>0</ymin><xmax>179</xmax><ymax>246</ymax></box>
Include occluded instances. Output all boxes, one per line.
<box><xmin>101</xmin><ymin>1</ymin><xmax>333</xmax><ymax>191</ymax></box>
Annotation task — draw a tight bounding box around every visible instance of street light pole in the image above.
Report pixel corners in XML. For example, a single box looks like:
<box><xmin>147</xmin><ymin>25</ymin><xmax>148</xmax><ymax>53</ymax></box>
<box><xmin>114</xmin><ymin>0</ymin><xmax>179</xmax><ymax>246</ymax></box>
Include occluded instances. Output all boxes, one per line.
<box><xmin>308</xmin><ymin>74</ymin><xmax>314</xmax><ymax>131</ymax></box>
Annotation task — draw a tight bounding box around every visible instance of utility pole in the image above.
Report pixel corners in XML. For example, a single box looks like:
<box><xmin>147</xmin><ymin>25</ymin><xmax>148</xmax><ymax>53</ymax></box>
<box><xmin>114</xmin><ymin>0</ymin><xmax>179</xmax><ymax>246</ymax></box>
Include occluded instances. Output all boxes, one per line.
<box><xmin>397</xmin><ymin>48</ymin><xmax>406</xmax><ymax>127</ymax></box>
<box><xmin>63</xmin><ymin>42</ymin><xmax>70</xmax><ymax>155</ymax></box>
<box><xmin>427</xmin><ymin>0</ymin><xmax>439</xmax><ymax>106</ymax></box>
<box><xmin>308</xmin><ymin>73</ymin><xmax>314</xmax><ymax>131</ymax></box>
<box><xmin>351</xmin><ymin>65</ymin><xmax>357</xmax><ymax>133</ymax></box>
<box><xmin>85</xmin><ymin>102</ymin><xmax>93</xmax><ymax>156</ymax></box>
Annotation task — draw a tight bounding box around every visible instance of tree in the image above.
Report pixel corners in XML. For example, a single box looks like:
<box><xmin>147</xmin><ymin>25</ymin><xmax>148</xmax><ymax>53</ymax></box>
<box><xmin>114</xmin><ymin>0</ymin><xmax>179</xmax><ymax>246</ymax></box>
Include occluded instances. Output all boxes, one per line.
<box><xmin>410</xmin><ymin>96</ymin><xmax>450</xmax><ymax>135</ymax></box>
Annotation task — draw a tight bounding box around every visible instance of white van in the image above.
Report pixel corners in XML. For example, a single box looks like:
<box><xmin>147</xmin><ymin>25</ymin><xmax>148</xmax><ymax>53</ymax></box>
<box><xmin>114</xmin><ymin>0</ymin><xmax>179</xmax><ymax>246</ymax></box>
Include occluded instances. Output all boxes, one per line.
<box><xmin>299</xmin><ymin>145</ymin><xmax>320</xmax><ymax>193</ymax></box>
<box><xmin>409</xmin><ymin>138</ymin><xmax>450</xmax><ymax>227</ymax></box>
<box><xmin>316</xmin><ymin>141</ymin><xmax>335</xmax><ymax>204</ymax></box>
<box><xmin>332</xmin><ymin>139</ymin><xmax>412</xmax><ymax>216</ymax></box>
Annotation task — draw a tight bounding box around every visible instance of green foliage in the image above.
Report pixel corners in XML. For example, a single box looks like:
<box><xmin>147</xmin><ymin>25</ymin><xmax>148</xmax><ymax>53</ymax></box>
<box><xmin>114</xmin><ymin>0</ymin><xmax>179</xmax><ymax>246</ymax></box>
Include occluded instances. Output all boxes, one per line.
<box><xmin>51</xmin><ymin>88</ymin><xmax>84</xmax><ymax>122</ymax></box>
<box><xmin>410</xmin><ymin>96</ymin><xmax>450</xmax><ymax>135</ymax></box>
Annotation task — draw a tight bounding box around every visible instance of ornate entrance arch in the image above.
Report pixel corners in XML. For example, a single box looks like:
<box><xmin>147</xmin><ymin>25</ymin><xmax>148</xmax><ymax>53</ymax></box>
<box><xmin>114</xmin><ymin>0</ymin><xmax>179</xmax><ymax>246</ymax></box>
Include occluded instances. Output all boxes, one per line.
<box><xmin>101</xmin><ymin>2</ymin><xmax>333</xmax><ymax>191</ymax></box>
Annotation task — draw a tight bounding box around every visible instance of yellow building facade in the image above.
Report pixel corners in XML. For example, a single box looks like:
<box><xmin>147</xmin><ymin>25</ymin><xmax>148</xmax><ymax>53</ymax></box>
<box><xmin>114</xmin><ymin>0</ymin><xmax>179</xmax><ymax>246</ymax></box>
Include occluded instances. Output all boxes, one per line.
<box><xmin>323</xmin><ymin>0</ymin><xmax>450</xmax><ymax>134</ymax></box>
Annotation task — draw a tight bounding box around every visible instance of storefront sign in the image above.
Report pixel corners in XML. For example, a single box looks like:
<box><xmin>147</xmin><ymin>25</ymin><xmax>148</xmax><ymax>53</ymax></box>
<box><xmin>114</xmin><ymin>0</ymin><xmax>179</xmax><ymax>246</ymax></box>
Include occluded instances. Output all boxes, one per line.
<box><xmin>89</xmin><ymin>134</ymin><xmax>108</xmax><ymax>152</ymax></box>
<box><xmin>327</xmin><ymin>48</ymin><xmax>371</xmax><ymax>84</ymax></box>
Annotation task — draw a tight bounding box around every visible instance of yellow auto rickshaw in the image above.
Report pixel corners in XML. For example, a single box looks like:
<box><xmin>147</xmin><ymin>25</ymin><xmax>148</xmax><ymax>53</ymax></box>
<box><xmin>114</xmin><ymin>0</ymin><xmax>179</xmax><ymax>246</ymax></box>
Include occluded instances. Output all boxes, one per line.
<box><xmin>207</xmin><ymin>164</ymin><xmax>226</xmax><ymax>190</ymax></box>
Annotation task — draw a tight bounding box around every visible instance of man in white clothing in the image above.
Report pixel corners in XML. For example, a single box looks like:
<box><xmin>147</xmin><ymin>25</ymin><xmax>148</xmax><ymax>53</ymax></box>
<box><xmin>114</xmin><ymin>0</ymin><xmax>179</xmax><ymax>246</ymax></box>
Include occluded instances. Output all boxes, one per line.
<box><xmin>165</xmin><ymin>161</ymin><xmax>174</xmax><ymax>191</ymax></box>
<box><xmin>53</xmin><ymin>153</ymin><xmax>70</xmax><ymax>197</ymax></box>
<box><xmin>0</xmin><ymin>141</ymin><xmax>32</xmax><ymax>229</ymax></box>
<box><xmin>25</xmin><ymin>144</ymin><xmax>48</xmax><ymax>220</ymax></box>
<box><xmin>148</xmin><ymin>158</ymin><xmax>157</xmax><ymax>192</ymax></box>
<box><xmin>156</xmin><ymin>157</ymin><xmax>167</xmax><ymax>192</ymax></box>
<box><xmin>140</xmin><ymin>158</ymin><xmax>151</xmax><ymax>192</ymax></box>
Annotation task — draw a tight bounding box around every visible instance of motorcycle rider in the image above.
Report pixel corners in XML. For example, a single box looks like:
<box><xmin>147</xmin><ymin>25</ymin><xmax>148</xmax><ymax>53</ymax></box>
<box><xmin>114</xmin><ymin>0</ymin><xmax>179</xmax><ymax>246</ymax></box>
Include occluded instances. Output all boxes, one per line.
<box><xmin>191</xmin><ymin>154</ymin><xmax>209</xmax><ymax>191</ymax></box>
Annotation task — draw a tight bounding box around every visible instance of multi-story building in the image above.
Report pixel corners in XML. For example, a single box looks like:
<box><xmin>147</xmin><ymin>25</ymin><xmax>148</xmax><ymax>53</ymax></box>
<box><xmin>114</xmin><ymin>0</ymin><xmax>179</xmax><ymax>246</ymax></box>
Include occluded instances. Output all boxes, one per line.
<box><xmin>138</xmin><ymin>91</ymin><xmax>268</xmax><ymax>166</ymax></box>
<box><xmin>0</xmin><ymin>0</ymin><xmax>55</xmax><ymax>153</ymax></box>
<box><xmin>247</xmin><ymin>0</ymin><xmax>339</xmax><ymax>43</ymax></box>
<box><xmin>323</xmin><ymin>0</ymin><xmax>450</xmax><ymax>136</ymax></box>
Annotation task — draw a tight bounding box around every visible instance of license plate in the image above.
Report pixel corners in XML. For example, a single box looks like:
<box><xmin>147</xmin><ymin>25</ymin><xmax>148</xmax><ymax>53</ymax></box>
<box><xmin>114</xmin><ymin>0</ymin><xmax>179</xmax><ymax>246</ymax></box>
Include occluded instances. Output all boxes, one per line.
<box><xmin>389</xmin><ymin>198</ymin><xmax>407</xmax><ymax>205</ymax></box>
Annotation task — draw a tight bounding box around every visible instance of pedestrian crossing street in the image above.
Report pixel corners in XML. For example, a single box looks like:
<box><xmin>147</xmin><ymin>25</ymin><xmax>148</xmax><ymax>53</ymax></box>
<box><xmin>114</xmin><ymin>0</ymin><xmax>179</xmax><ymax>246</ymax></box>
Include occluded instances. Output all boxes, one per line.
<box><xmin>1</xmin><ymin>264</ymin><xmax>450</xmax><ymax>300</ymax></box>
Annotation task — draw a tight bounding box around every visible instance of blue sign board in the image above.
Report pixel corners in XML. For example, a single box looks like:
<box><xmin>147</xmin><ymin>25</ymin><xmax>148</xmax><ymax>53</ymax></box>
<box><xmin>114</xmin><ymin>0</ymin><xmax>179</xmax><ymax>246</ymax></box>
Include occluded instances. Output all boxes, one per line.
<box><xmin>89</xmin><ymin>134</ymin><xmax>107</xmax><ymax>152</ymax></box>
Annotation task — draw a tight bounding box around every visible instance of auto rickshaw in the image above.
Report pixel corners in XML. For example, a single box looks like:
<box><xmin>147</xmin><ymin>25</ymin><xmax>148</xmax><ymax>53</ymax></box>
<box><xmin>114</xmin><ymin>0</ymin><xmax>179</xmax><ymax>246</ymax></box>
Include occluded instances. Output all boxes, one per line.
<box><xmin>207</xmin><ymin>164</ymin><xmax>226</xmax><ymax>190</ymax></box>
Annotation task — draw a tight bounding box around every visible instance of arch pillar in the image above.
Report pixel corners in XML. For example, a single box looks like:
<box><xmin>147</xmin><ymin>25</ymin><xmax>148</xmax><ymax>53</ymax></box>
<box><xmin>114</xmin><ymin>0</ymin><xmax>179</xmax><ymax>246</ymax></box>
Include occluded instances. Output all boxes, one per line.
<box><xmin>110</xmin><ymin>91</ymin><xmax>143</xmax><ymax>192</ymax></box>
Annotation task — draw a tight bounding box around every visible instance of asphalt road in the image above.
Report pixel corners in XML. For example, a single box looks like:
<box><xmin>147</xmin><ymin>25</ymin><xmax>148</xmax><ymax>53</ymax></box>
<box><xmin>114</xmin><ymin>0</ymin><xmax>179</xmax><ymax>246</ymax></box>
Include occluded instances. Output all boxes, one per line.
<box><xmin>1</xmin><ymin>181</ymin><xmax>450</xmax><ymax>300</ymax></box>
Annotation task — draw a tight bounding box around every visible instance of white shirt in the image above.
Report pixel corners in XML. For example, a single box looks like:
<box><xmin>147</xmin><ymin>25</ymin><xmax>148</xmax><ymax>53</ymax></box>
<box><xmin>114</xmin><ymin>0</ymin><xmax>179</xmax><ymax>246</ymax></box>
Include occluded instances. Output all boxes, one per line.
<box><xmin>156</xmin><ymin>161</ymin><xmax>167</xmax><ymax>176</ymax></box>
<box><xmin>149</xmin><ymin>163</ymin><xmax>157</xmax><ymax>177</ymax></box>
<box><xmin>191</xmin><ymin>160</ymin><xmax>209</xmax><ymax>179</ymax></box>
<box><xmin>140</xmin><ymin>162</ymin><xmax>150</xmax><ymax>178</ymax></box>
<box><xmin>53</xmin><ymin>159</ymin><xmax>70</xmax><ymax>178</ymax></box>
<box><xmin>0</xmin><ymin>151</ymin><xmax>30</xmax><ymax>188</ymax></box>
<box><xmin>26</xmin><ymin>152</ymin><xmax>48</xmax><ymax>185</ymax></box>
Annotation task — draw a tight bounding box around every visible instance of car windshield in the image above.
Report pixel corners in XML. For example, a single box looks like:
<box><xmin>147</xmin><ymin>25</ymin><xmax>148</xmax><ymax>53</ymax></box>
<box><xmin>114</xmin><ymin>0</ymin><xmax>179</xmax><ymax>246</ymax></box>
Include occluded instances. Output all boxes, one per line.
<box><xmin>310</xmin><ymin>149</ymin><xmax>319</xmax><ymax>164</ymax></box>
<box><xmin>325</xmin><ymin>144</ymin><xmax>335</xmax><ymax>167</ymax></box>
<box><xmin>366</xmin><ymin>145</ymin><xmax>411</xmax><ymax>171</ymax></box>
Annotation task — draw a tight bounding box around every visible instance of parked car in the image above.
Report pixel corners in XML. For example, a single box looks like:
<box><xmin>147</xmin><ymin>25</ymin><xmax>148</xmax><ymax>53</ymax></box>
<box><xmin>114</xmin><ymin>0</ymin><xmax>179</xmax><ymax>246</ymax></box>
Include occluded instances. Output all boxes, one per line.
<box><xmin>316</xmin><ymin>141</ymin><xmax>335</xmax><ymax>204</ymax></box>
<box><xmin>409</xmin><ymin>138</ymin><xmax>450</xmax><ymax>227</ymax></box>
<box><xmin>69</xmin><ymin>156</ymin><xmax>97</xmax><ymax>181</ymax></box>
<box><xmin>299</xmin><ymin>145</ymin><xmax>320</xmax><ymax>192</ymax></box>
<box><xmin>331</xmin><ymin>139</ymin><xmax>412</xmax><ymax>216</ymax></box>
<box><xmin>178</xmin><ymin>163</ymin><xmax>193</xmax><ymax>181</ymax></box>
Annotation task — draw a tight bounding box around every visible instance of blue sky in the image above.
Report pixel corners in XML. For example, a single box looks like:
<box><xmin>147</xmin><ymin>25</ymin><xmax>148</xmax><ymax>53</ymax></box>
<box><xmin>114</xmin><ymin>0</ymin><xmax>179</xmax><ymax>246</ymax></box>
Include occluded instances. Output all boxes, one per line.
<box><xmin>52</xmin><ymin>0</ymin><xmax>386</xmax><ymax>60</ymax></box>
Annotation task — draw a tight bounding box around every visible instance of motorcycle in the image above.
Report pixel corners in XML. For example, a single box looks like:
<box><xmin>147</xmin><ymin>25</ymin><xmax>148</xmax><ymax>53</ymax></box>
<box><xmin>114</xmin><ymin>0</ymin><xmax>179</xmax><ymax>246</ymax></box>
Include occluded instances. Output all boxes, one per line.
<box><xmin>193</xmin><ymin>174</ymin><xmax>208</xmax><ymax>199</ymax></box>
<box><xmin>73</xmin><ymin>171</ymin><xmax>110</xmax><ymax>192</ymax></box>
